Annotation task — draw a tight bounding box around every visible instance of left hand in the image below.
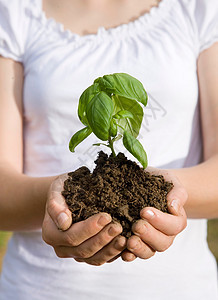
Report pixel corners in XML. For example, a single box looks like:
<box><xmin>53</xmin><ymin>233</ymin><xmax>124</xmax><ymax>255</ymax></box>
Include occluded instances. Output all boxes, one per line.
<box><xmin>121</xmin><ymin>167</ymin><xmax>188</xmax><ymax>262</ymax></box>
<box><xmin>42</xmin><ymin>174</ymin><xmax>127</xmax><ymax>266</ymax></box>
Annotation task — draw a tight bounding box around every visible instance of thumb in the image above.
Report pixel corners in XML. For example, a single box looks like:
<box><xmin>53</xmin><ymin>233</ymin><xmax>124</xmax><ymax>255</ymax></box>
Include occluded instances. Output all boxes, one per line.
<box><xmin>47</xmin><ymin>176</ymin><xmax>72</xmax><ymax>231</ymax></box>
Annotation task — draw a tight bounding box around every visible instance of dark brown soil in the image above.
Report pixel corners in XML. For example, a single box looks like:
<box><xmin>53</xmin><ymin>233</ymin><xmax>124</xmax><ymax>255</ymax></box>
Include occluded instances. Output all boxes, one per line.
<box><xmin>62</xmin><ymin>151</ymin><xmax>173</xmax><ymax>238</ymax></box>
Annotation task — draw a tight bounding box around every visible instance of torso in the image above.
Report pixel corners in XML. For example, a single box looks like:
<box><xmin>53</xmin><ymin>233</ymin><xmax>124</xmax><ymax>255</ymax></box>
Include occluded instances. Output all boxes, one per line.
<box><xmin>42</xmin><ymin>0</ymin><xmax>161</xmax><ymax>36</ymax></box>
<box><xmin>1</xmin><ymin>0</ymin><xmax>218</xmax><ymax>298</ymax></box>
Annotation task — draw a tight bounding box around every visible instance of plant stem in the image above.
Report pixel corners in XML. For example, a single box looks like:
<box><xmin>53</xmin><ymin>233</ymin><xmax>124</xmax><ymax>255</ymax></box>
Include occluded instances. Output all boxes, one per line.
<box><xmin>108</xmin><ymin>136</ymin><xmax>116</xmax><ymax>157</ymax></box>
<box><xmin>116</xmin><ymin>123</ymin><xmax>125</xmax><ymax>131</ymax></box>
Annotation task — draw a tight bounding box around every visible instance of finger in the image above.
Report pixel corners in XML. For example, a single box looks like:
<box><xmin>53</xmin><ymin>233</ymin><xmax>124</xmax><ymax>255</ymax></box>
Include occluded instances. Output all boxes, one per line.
<box><xmin>140</xmin><ymin>207</ymin><xmax>187</xmax><ymax>236</ymax></box>
<box><xmin>80</xmin><ymin>235</ymin><xmax>127</xmax><ymax>266</ymax></box>
<box><xmin>72</xmin><ymin>222</ymin><xmax>123</xmax><ymax>258</ymax></box>
<box><xmin>54</xmin><ymin>222</ymin><xmax>123</xmax><ymax>259</ymax></box>
<box><xmin>146</xmin><ymin>167</ymin><xmax>188</xmax><ymax>208</ymax></box>
<box><xmin>126</xmin><ymin>235</ymin><xmax>155</xmax><ymax>259</ymax></box>
<box><xmin>42</xmin><ymin>212</ymin><xmax>112</xmax><ymax>247</ymax></box>
<box><xmin>166</xmin><ymin>178</ymin><xmax>188</xmax><ymax>208</ymax></box>
<box><xmin>107</xmin><ymin>253</ymin><xmax>122</xmax><ymax>263</ymax></box>
<box><xmin>47</xmin><ymin>175</ymin><xmax>72</xmax><ymax>231</ymax></box>
<box><xmin>121</xmin><ymin>250</ymin><xmax>137</xmax><ymax>262</ymax></box>
<box><xmin>168</xmin><ymin>199</ymin><xmax>187</xmax><ymax>217</ymax></box>
<box><xmin>132</xmin><ymin>219</ymin><xmax>174</xmax><ymax>252</ymax></box>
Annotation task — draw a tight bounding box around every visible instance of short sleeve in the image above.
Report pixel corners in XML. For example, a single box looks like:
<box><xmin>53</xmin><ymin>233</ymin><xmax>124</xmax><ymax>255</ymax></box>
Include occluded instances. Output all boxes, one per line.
<box><xmin>194</xmin><ymin>0</ymin><xmax>218</xmax><ymax>53</ymax></box>
<box><xmin>0</xmin><ymin>0</ymin><xmax>28</xmax><ymax>62</ymax></box>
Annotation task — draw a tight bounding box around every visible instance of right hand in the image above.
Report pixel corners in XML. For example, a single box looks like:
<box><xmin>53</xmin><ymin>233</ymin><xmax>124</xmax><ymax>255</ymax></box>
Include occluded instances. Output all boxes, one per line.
<box><xmin>42</xmin><ymin>174</ymin><xmax>126</xmax><ymax>266</ymax></box>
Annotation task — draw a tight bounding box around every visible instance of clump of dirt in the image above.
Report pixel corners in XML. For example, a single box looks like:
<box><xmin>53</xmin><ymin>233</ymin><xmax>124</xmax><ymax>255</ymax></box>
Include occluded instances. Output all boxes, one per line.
<box><xmin>62</xmin><ymin>151</ymin><xmax>173</xmax><ymax>238</ymax></box>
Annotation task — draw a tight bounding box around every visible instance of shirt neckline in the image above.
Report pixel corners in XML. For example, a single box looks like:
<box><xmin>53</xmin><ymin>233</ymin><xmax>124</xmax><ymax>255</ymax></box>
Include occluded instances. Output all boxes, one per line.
<box><xmin>29</xmin><ymin>0</ymin><xmax>174</xmax><ymax>42</ymax></box>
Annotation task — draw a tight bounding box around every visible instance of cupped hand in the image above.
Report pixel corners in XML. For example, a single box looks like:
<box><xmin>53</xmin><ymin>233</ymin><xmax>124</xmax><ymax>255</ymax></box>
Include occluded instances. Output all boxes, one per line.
<box><xmin>121</xmin><ymin>167</ymin><xmax>188</xmax><ymax>262</ymax></box>
<box><xmin>42</xmin><ymin>174</ymin><xmax>126</xmax><ymax>266</ymax></box>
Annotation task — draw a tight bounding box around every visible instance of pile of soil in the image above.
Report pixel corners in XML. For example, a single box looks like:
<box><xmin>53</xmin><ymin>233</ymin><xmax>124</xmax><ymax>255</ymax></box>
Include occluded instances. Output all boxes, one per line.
<box><xmin>62</xmin><ymin>151</ymin><xmax>173</xmax><ymax>238</ymax></box>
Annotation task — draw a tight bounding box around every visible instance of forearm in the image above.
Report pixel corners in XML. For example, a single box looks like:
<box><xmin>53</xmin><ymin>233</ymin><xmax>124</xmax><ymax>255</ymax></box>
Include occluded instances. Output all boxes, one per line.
<box><xmin>0</xmin><ymin>161</ymin><xmax>56</xmax><ymax>231</ymax></box>
<box><xmin>172</xmin><ymin>154</ymin><xmax>218</xmax><ymax>219</ymax></box>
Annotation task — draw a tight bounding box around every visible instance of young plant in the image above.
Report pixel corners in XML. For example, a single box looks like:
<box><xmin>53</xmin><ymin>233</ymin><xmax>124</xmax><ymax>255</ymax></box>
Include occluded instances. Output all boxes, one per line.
<box><xmin>69</xmin><ymin>73</ymin><xmax>148</xmax><ymax>168</ymax></box>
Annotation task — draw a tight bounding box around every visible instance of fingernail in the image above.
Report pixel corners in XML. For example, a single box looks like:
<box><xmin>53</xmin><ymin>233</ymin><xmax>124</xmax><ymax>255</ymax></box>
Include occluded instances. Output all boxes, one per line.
<box><xmin>171</xmin><ymin>199</ymin><xmax>179</xmax><ymax>213</ymax></box>
<box><xmin>57</xmin><ymin>212</ymin><xmax>69</xmax><ymax>229</ymax></box>
<box><xmin>98</xmin><ymin>213</ymin><xmax>111</xmax><ymax>226</ymax></box>
<box><xmin>115</xmin><ymin>237</ymin><xmax>126</xmax><ymax>250</ymax></box>
<box><xmin>126</xmin><ymin>253</ymin><xmax>136</xmax><ymax>261</ymax></box>
<box><xmin>123</xmin><ymin>253</ymin><xmax>136</xmax><ymax>262</ymax></box>
<box><xmin>108</xmin><ymin>223</ymin><xmax>121</xmax><ymax>236</ymax></box>
<box><xmin>129</xmin><ymin>240</ymin><xmax>140</xmax><ymax>251</ymax></box>
<box><xmin>143</xmin><ymin>209</ymin><xmax>155</xmax><ymax>219</ymax></box>
<box><xmin>134</xmin><ymin>222</ymin><xmax>147</xmax><ymax>235</ymax></box>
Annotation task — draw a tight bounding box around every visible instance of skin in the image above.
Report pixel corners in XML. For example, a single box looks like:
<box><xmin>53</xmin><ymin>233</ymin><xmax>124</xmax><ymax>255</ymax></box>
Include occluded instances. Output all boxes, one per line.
<box><xmin>42</xmin><ymin>168</ymin><xmax>187</xmax><ymax>264</ymax></box>
<box><xmin>42</xmin><ymin>0</ymin><xmax>161</xmax><ymax>36</ymax></box>
<box><xmin>0</xmin><ymin>0</ymin><xmax>217</xmax><ymax>266</ymax></box>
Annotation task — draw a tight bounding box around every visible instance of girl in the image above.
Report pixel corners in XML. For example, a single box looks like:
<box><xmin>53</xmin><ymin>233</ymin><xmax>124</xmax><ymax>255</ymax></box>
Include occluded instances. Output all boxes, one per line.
<box><xmin>0</xmin><ymin>0</ymin><xmax>217</xmax><ymax>299</ymax></box>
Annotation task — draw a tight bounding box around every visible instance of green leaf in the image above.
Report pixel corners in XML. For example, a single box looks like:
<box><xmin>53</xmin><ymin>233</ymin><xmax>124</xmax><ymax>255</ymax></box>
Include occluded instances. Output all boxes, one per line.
<box><xmin>78</xmin><ymin>83</ymin><xmax>100</xmax><ymax>126</ymax></box>
<box><xmin>86</xmin><ymin>91</ymin><xmax>114</xmax><ymax>141</ymax></box>
<box><xmin>123</xmin><ymin>131</ymin><xmax>147</xmax><ymax>169</ymax></box>
<box><xmin>71</xmin><ymin>73</ymin><xmax>148</xmax><ymax>161</ymax></box>
<box><xmin>69</xmin><ymin>127</ymin><xmax>92</xmax><ymax>152</ymax></box>
<box><xmin>112</xmin><ymin>95</ymin><xmax>143</xmax><ymax>137</ymax></box>
<box><xmin>113</xmin><ymin>110</ymin><xmax>134</xmax><ymax>120</ymax></box>
<box><xmin>95</xmin><ymin>73</ymin><xmax>148</xmax><ymax>106</ymax></box>
<box><xmin>109</xmin><ymin>119</ymin><xmax>117</xmax><ymax>137</ymax></box>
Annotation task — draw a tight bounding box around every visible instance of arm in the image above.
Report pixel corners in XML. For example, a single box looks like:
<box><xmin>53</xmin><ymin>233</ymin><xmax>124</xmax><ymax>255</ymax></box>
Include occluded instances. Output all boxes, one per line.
<box><xmin>41</xmin><ymin>44</ymin><xmax>218</xmax><ymax>264</ymax></box>
<box><xmin>121</xmin><ymin>43</ymin><xmax>218</xmax><ymax>261</ymax></box>
<box><xmin>43</xmin><ymin>44</ymin><xmax>218</xmax><ymax>263</ymax></box>
<box><xmin>0</xmin><ymin>57</ymin><xmax>55</xmax><ymax>230</ymax></box>
<box><xmin>173</xmin><ymin>42</ymin><xmax>218</xmax><ymax>219</ymax></box>
<box><xmin>0</xmin><ymin>57</ymin><xmax>125</xmax><ymax>265</ymax></box>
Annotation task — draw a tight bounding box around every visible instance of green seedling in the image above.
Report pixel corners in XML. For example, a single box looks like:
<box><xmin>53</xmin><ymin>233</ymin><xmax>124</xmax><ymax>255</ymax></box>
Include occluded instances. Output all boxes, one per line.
<box><xmin>69</xmin><ymin>73</ymin><xmax>148</xmax><ymax>168</ymax></box>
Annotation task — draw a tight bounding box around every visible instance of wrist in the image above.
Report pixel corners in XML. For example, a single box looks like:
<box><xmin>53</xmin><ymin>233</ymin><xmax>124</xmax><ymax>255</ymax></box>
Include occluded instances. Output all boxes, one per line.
<box><xmin>28</xmin><ymin>175</ymin><xmax>57</xmax><ymax>229</ymax></box>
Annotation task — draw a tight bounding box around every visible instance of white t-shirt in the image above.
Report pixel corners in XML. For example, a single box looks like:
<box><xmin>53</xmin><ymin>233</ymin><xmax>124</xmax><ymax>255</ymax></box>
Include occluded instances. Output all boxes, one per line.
<box><xmin>0</xmin><ymin>0</ymin><xmax>218</xmax><ymax>299</ymax></box>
